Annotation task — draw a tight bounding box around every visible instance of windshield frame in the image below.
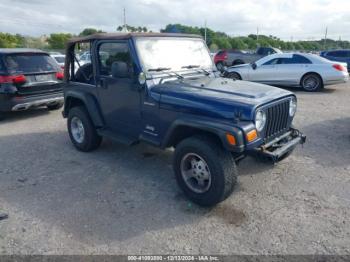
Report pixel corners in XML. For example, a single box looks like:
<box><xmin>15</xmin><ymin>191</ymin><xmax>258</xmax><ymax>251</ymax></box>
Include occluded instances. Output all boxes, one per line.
<box><xmin>133</xmin><ymin>36</ymin><xmax>215</xmax><ymax>75</ymax></box>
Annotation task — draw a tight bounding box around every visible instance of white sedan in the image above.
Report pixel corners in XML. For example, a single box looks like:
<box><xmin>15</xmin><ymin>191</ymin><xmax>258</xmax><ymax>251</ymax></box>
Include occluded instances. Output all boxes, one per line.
<box><xmin>224</xmin><ymin>53</ymin><xmax>349</xmax><ymax>91</ymax></box>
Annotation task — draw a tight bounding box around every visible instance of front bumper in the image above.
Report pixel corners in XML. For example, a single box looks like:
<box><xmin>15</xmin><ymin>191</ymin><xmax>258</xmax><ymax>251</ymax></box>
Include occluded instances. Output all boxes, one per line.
<box><xmin>251</xmin><ymin>128</ymin><xmax>306</xmax><ymax>163</ymax></box>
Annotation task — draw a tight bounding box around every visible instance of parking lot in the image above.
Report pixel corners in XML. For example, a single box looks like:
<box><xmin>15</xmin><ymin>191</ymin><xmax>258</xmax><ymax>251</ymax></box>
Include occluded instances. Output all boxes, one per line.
<box><xmin>0</xmin><ymin>82</ymin><xmax>349</xmax><ymax>255</ymax></box>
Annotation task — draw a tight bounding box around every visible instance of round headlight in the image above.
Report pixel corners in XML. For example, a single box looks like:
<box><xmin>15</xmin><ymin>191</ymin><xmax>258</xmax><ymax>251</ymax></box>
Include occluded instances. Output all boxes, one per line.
<box><xmin>255</xmin><ymin>110</ymin><xmax>267</xmax><ymax>132</ymax></box>
<box><xmin>289</xmin><ymin>97</ymin><xmax>297</xmax><ymax>117</ymax></box>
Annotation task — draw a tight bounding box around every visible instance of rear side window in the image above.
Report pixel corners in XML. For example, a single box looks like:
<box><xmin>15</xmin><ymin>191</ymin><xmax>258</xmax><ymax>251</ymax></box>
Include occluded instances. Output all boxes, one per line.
<box><xmin>3</xmin><ymin>53</ymin><xmax>59</xmax><ymax>74</ymax></box>
<box><xmin>278</xmin><ymin>55</ymin><xmax>312</xmax><ymax>64</ymax></box>
<box><xmin>292</xmin><ymin>54</ymin><xmax>312</xmax><ymax>64</ymax></box>
<box><xmin>257</xmin><ymin>48</ymin><xmax>275</xmax><ymax>56</ymax></box>
<box><xmin>328</xmin><ymin>51</ymin><xmax>347</xmax><ymax>58</ymax></box>
<box><xmin>54</xmin><ymin>56</ymin><xmax>65</xmax><ymax>63</ymax></box>
<box><xmin>277</xmin><ymin>58</ymin><xmax>292</xmax><ymax>64</ymax></box>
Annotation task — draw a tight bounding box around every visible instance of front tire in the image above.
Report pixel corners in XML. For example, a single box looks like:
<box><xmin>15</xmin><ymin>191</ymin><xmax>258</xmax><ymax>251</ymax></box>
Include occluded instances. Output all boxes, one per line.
<box><xmin>301</xmin><ymin>73</ymin><xmax>323</xmax><ymax>92</ymax></box>
<box><xmin>225</xmin><ymin>72</ymin><xmax>242</xmax><ymax>80</ymax></box>
<box><xmin>174</xmin><ymin>136</ymin><xmax>237</xmax><ymax>206</ymax></box>
<box><xmin>67</xmin><ymin>106</ymin><xmax>102</xmax><ymax>152</ymax></box>
<box><xmin>216</xmin><ymin>62</ymin><xmax>225</xmax><ymax>72</ymax></box>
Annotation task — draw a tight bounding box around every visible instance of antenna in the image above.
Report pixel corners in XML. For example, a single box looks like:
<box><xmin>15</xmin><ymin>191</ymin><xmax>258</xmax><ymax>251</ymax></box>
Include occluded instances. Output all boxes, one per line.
<box><xmin>204</xmin><ymin>20</ymin><xmax>207</xmax><ymax>43</ymax></box>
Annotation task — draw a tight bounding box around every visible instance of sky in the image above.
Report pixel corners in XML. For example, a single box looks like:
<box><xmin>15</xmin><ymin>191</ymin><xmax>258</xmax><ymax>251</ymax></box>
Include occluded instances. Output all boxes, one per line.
<box><xmin>1</xmin><ymin>0</ymin><xmax>350</xmax><ymax>41</ymax></box>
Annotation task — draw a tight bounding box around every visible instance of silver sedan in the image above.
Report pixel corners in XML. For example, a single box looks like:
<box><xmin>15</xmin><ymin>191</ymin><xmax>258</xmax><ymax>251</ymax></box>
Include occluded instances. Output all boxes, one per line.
<box><xmin>224</xmin><ymin>53</ymin><xmax>349</xmax><ymax>91</ymax></box>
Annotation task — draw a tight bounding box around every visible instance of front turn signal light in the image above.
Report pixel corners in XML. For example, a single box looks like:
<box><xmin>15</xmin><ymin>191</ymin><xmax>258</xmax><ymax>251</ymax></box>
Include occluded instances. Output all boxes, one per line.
<box><xmin>226</xmin><ymin>133</ymin><xmax>236</xmax><ymax>146</ymax></box>
<box><xmin>246</xmin><ymin>129</ymin><xmax>258</xmax><ymax>142</ymax></box>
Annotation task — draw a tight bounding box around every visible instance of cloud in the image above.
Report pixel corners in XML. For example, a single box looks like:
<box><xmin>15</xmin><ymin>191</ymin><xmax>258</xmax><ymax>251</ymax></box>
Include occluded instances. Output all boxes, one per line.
<box><xmin>1</xmin><ymin>0</ymin><xmax>350</xmax><ymax>40</ymax></box>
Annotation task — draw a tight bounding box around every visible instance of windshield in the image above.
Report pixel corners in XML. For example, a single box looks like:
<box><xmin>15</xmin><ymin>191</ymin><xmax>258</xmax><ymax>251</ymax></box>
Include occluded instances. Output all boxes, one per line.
<box><xmin>135</xmin><ymin>37</ymin><xmax>213</xmax><ymax>72</ymax></box>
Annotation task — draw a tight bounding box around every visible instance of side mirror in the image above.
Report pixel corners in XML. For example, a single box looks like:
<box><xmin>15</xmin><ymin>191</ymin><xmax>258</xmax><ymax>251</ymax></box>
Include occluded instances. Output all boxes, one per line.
<box><xmin>111</xmin><ymin>61</ymin><xmax>129</xmax><ymax>78</ymax></box>
<box><xmin>252</xmin><ymin>63</ymin><xmax>257</xmax><ymax>70</ymax></box>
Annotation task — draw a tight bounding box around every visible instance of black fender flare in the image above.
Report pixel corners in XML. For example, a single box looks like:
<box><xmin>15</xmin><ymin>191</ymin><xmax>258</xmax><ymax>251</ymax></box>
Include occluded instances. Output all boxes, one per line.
<box><xmin>161</xmin><ymin>118</ymin><xmax>245</xmax><ymax>152</ymax></box>
<box><xmin>63</xmin><ymin>90</ymin><xmax>105</xmax><ymax>127</ymax></box>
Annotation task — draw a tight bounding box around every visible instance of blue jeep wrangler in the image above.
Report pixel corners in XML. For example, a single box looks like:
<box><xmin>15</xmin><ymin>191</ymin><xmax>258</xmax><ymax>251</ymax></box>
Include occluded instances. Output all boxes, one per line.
<box><xmin>62</xmin><ymin>33</ymin><xmax>305</xmax><ymax>206</ymax></box>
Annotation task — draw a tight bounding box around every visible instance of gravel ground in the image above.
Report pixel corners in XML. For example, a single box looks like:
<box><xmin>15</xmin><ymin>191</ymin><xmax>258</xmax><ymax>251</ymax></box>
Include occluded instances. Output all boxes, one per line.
<box><xmin>0</xmin><ymin>83</ymin><xmax>349</xmax><ymax>255</ymax></box>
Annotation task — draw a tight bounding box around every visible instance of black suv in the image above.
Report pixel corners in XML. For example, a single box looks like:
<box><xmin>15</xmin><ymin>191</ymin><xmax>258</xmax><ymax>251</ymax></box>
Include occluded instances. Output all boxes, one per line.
<box><xmin>63</xmin><ymin>33</ymin><xmax>305</xmax><ymax>206</ymax></box>
<box><xmin>0</xmin><ymin>48</ymin><xmax>64</xmax><ymax>120</ymax></box>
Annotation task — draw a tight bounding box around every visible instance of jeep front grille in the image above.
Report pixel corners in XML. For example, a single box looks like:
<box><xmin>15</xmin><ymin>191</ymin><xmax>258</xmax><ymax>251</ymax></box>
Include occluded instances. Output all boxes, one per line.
<box><xmin>265</xmin><ymin>100</ymin><xmax>290</xmax><ymax>140</ymax></box>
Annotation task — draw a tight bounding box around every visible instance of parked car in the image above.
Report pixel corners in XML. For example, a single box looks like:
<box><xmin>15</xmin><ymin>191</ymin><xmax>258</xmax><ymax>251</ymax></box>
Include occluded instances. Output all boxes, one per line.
<box><xmin>51</xmin><ymin>54</ymin><xmax>65</xmax><ymax>70</ymax></box>
<box><xmin>214</xmin><ymin>47</ymin><xmax>282</xmax><ymax>71</ymax></box>
<box><xmin>320</xmin><ymin>49</ymin><xmax>350</xmax><ymax>71</ymax></box>
<box><xmin>0</xmin><ymin>48</ymin><xmax>64</xmax><ymax>120</ymax></box>
<box><xmin>224</xmin><ymin>53</ymin><xmax>349</xmax><ymax>92</ymax></box>
<box><xmin>62</xmin><ymin>33</ymin><xmax>305</xmax><ymax>206</ymax></box>
<box><xmin>78</xmin><ymin>52</ymin><xmax>91</xmax><ymax>65</ymax></box>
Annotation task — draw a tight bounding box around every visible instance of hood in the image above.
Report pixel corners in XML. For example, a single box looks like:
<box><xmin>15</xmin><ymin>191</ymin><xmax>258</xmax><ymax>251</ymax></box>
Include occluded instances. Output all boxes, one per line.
<box><xmin>150</xmin><ymin>76</ymin><xmax>293</xmax><ymax>121</ymax></box>
<box><xmin>230</xmin><ymin>63</ymin><xmax>250</xmax><ymax>69</ymax></box>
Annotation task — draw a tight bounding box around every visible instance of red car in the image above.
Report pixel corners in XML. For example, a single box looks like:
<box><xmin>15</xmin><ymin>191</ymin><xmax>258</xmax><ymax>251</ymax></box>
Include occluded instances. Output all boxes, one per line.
<box><xmin>214</xmin><ymin>50</ymin><xmax>228</xmax><ymax>71</ymax></box>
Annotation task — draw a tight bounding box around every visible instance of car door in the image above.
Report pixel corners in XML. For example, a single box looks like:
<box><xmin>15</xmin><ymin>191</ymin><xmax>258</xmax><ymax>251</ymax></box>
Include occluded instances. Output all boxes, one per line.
<box><xmin>95</xmin><ymin>40</ymin><xmax>142</xmax><ymax>138</ymax></box>
<box><xmin>274</xmin><ymin>55</ymin><xmax>311</xmax><ymax>86</ymax></box>
<box><xmin>249</xmin><ymin>57</ymin><xmax>279</xmax><ymax>84</ymax></box>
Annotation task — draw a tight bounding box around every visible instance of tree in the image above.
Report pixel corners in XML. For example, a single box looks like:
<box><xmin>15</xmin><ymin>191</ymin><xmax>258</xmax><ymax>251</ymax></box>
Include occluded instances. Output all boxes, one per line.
<box><xmin>209</xmin><ymin>43</ymin><xmax>219</xmax><ymax>51</ymax></box>
<box><xmin>79</xmin><ymin>28</ymin><xmax>104</xmax><ymax>36</ymax></box>
<box><xmin>212</xmin><ymin>37</ymin><xmax>231</xmax><ymax>49</ymax></box>
<box><xmin>117</xmin><ymin>25</ymin><xmax>149</xmax><ymax>32</ymax></box>
<box><xmin>0</xmin><ymin>33</ymin><xmax>23</xmax><ymax>48</ymax></box>
<box><xmin>229</xmin><ymin>38</ymin><xmax>247</xmax><ymax>50</ymax></box>
<box><xmin>47</xmin><ymin>33</ymin><xmax>72</xmax><ymax>49</ymax></box>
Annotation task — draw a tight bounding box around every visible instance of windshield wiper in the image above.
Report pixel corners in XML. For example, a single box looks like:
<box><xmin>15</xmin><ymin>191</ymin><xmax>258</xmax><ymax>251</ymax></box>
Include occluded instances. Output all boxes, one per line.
<box><xmin>181</xmin><ymin>65</ymin><xmax>200</xmax><ymax>69</ymax></box>
<box><xmin>148</xmin><ymin>67</ymin><xmax>171</xmax><ymax>72</ymax></box>
<box><xmin>198</xmin><ymin>68</ymin><xmax>210</xmax><ymax>76</ymax></box>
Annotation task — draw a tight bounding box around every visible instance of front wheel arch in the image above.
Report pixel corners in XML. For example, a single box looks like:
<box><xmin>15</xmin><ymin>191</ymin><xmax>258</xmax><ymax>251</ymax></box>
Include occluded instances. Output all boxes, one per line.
<box><xmin>164</xmin><ymin>125</ymin><xmax>225</xmax><ymax>149</ymax></box>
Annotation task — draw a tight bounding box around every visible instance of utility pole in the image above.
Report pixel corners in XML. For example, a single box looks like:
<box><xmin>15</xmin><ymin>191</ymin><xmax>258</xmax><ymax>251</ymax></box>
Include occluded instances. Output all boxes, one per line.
<box><xmin>204</xmin><ymin>20</ymin><xmax>207</xmax><ymax>44</ymax></box>
<box><xmin>256</xmin><ymin>27</ymin><xmax>259</xmax><ymax>44</ymax></box>
<box><xmin>123</xmin><ymin>7</ymin><xmax>127</xmax><ymax>32</ymax></box>
<box><xmin>323</xmin><ymin>27</ymin><xmax>328</xmax><ymax>50</ymax></box>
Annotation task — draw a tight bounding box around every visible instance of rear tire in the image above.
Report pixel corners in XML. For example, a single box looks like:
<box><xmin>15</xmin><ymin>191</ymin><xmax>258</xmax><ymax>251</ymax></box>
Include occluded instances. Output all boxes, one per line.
<box><xmin>47</xmin><ymin>102</ymin><xmax>63</xmax><ymax>111</ymax></box>
<box><xmin>67</xmin><ymin>106</ymin><xmax>102</xmax><ymax>152</ymax></box>
<box><xmin>301</xmin><ymin>73</ymin><xmax>323</xmax><ymax>92</ymax></box>
<box><xmin>173</xmin><ymin>135</ymin><xmax>237</xmax><ymax>206</ymax></box>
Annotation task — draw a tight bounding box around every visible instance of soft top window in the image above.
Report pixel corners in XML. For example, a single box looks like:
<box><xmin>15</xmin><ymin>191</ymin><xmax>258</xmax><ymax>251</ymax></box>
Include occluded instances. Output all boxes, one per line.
<box><xmin>3</xmin><ymin>53</ymin><xmax>59</xmax><ymax>74</ymax></box>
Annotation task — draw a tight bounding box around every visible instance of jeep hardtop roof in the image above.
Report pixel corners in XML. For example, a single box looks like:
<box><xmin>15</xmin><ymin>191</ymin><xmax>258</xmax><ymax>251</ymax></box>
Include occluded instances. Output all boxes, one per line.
<box><xmin>0</xmin><ymin>48</ymin><xmax>47</xmax><ymax>54</ymax></box>
<box><xmin>67</xmin><ymin>32</ymin><xmax>202</xmax><ymax>45</ymax></box>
